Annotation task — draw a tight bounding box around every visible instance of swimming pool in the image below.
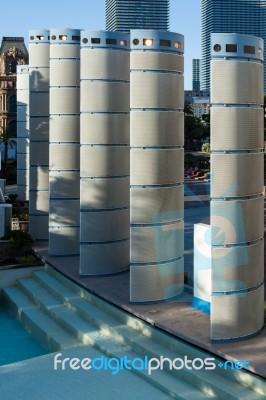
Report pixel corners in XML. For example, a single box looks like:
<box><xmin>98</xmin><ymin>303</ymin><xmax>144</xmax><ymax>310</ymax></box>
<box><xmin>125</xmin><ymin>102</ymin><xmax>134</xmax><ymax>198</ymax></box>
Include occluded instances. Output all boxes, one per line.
<box><xmin>0</xmin><ymin>302</ymin><xmax>48</xmax><ymax>366</ymax></box>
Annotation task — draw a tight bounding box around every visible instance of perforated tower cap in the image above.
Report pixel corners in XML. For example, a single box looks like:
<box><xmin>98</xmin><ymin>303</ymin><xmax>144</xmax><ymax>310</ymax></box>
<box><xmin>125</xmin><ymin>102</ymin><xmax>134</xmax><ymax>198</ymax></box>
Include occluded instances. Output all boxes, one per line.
<box><xmin>211</xmin><ymin>33</ymin><xmax>264</xmax><ymax>62</ymax></box>
<box><xmin>81</xmin><ymin>30</ymin><xmax>130</xmax><ymax>50</ymax></box>
<box><xmin>29</xmin><ymin>30</ymin><xmax>50</xmax><ymax>43</ymax></box>
<box><xmin>130</xmin><ymin>30</ymin><xmax>184</xmax><ymax>53</ymax></box>
<box><xmin>49</xmin><ymin>28</ymin><xmax>81</xmax><ymax>43</ymax></box>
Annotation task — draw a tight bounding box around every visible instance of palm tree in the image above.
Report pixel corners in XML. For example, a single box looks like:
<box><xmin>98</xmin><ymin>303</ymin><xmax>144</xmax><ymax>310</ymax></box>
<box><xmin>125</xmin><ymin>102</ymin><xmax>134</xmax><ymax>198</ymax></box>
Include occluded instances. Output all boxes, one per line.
<box><xmin>184</xmin><ymin>101</ymin><xmax>194</xmax><ymax>116</ymax></box>
<box><xmin>0</xmin><ymin>126</ymin><xmax>17</xmax><ymax>178</ymax></box>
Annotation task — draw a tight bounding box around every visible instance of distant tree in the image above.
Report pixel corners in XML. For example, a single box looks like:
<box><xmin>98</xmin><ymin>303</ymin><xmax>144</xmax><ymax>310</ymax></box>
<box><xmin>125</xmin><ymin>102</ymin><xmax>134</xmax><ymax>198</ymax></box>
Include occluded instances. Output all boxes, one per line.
<box><xmin>185</xmin><ymin>115</ymin><xmax>206</xmax><ymax>150</ymax></box>
<box><xmin>184</xmin><ymin>101</ymin><xmax>194</xmax><ymax>116</ymax></box>
<box><xmin>0</xmin><ymin>126</ymin><xmax>17</xmax><ymax>177</ymax></box>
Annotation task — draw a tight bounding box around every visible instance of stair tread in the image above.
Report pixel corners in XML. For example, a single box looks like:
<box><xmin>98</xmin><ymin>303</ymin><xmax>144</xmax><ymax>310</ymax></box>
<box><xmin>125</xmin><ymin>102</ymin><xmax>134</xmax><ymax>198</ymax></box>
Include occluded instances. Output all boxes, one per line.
<box><xmin>32</xmin><ymin>271</ymin><xmax>266</xmax><ymax>399</ymax></box>
<box><xmin>2</xmin><ymin>287</ymin><xmax>80</xmax><ymax>350</ymax></box>
<box><xmin>5</xmin><ymin>268</ymin><xmax>266</xmax><ymax>400</ymax></box>
<box><xmin>33</xmin><ymin>271</ymin><xmax>78</xmax><ymax>300</ymax></box>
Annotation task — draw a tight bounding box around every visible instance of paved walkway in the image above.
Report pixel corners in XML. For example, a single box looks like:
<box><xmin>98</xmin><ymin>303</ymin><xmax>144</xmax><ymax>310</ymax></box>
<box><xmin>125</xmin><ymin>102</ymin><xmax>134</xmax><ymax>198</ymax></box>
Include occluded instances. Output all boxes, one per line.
<box><xmin>33</xmin><ymin>181</ymin><xmax>266</xmax><ymax>379</ymax></box>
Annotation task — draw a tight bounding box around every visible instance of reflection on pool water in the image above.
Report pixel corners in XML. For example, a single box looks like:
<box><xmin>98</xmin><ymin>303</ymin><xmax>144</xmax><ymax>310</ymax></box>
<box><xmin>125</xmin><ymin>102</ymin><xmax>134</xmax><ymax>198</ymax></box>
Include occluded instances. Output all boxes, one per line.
<box><xmin>0</xmin><ymin>303</ymin><xmax>48</xmax><ymax>366</ymax></box>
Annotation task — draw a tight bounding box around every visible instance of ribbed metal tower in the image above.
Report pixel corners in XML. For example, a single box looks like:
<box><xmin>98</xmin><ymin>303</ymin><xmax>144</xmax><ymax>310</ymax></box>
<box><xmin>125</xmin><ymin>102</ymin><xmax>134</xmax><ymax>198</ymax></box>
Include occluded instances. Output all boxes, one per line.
<box><xmin>130</xmin><ymin>30</ymin><xmax>184</xmax><ymax>302</ymax></box>
<box><xmin>49</xmin><ymin>29</ymin><xmax>81</xmax><ymax>256</ymax></box>
<box><xmin>29</xmin><ymin>30</ymin><xmax>50</xmax><ymax>240</ymax></box>
<box><xmin>80</xmin><ymin>30</ymin><xmax>130</xmax><ymax>275</ymax></box>
<box><xmin>17</xmin><ymin>65</ymin><xmax>29</xmax><ymax>201</ymax></box>
<box><xmin>211</xmin><ymin>33</ymin><xmax>264</xmax><ymax>341</ymax></box>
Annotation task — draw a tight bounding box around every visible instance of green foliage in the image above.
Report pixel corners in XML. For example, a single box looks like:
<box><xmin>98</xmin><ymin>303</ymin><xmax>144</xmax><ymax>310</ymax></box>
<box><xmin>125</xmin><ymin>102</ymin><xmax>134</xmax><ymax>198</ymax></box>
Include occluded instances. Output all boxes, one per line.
<box><xmin>8</xmin><ymin>194</ymin><xmax>18</xmax><ymax>203</ymax></box>
<box><xmin>2</xmin><ymin>229</ymin><xmax>33</xmax><ymax>247</ymax></box>
<box><xmin>18</xmin><ymin>254</ymin><xmax>36</xmax><ymax>265</ymax></box>
<box><xmin>201</xmin><ymin>143</ymin><xmax>211</xmax><ymax>153</ymax></box>
<box><xmin>184</xmin><ymin>102</ymin><xmax>194</xmax><ymax>116</ymax></box>
<box><xmin>12</xmin><ymin>207</ymin><xmax>29</xmax><ymax>221</ymax></box>
<box><xmin>0</xmin><ymin>127</ymin><xmax>17</xmax><ymax>178</ymax></box>
<box><xmin>185</xmin><ymin>115</ymin><xmax>207</xmax><ymax>150</ymax></box>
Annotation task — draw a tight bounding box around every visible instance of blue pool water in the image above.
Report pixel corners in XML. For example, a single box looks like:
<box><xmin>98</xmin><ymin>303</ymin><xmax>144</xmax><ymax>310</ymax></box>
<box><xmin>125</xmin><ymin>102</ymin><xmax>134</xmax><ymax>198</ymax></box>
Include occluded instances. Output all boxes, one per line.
<box><xmin>0</xmin><ymin>303</ymin><xmax>48</xmax><ymax>366</ymax></box>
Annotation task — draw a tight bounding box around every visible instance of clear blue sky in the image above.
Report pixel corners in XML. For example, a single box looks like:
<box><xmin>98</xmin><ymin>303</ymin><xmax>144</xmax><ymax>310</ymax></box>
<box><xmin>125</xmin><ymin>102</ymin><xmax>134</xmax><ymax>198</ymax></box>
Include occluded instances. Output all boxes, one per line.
<box><xmin>1</xmin><ymin>0</ymin><xmax>201</xmax><ymax>89</ymax></box>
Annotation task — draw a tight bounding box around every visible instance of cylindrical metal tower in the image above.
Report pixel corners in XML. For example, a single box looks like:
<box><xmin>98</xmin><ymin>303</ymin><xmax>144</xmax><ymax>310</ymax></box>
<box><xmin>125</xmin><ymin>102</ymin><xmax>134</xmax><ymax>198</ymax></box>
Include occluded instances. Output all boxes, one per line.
<box><xmin>29</xmin><ymin>30</ymin><xmax>50</xmax><ymax>240</ymax></box>
<box><xmin>210</xmin><ymin>33</ymin><xmax>264</xmax><ymax>341</ymax></box>
<box><xmin>49</xmin><ymin>29</ymin><xmax>80</xmax><ymax>256</ymax></box>
<box><xmin>130</xmin><ymin>30</ymin><xmax>184</xmax><ymax>302</ymax></box>
<box><xmin>17</xmin><ymin>65</ymin><xmax>29</xmax><ymax>201</ymax></box>
<box><xmin>80</xmin><ymin>30</ymin><xmax>130</xmax><ymax>275</ymax></box>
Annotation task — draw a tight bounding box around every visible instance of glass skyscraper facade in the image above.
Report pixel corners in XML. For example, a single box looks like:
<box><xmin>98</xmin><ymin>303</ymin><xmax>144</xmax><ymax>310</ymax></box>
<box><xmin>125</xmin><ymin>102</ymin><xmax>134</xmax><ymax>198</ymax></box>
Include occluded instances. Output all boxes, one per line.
<box><xmin>105</xmin><ymin>0</ymin><xmax>169</xmax><ymax>32</ymax></box>
<box><xmin>201</xmin><ymin>0</ymin><xmax>266</xmax><ymax>90</ymax></box>
<box><xmin>192</xmin><ymin>59</ymin><xmax>201</xmax><ymax>92</ymax></box>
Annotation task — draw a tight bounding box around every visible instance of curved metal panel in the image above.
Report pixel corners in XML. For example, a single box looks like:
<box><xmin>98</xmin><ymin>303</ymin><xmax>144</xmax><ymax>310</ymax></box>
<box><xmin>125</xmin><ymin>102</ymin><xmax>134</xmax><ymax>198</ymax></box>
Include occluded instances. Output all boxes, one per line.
<box><xmin>80</xmin><ymin>177</ymin><xmax>130</xmax><ymax>209</ymax></box>
<box><xmin>29</xmin><ymin>43</ymin><xmax>50</xmax><ymax>67</ymax></box>
<box><xmin>131</xmin><ymin>52</ymin><xmax>184</xmax><ymax>72</ymax></box>
<box><xmin>81</xmin><ymin>49</ymin><xmax>129</xmax><ymax>81</ymax></box>
<box><xmin>17</xmin><ymin>137</ymin><xmax>29</xmax><ymax>154</ymax></box>
<box><xmin>29</xmin><ymin>68</ymin><xmax>49</xmax><ymax>91</ymax></box>
<box><xmin>80</xmin><ymin>114</ymin><xmax>129</xmax><ymax>145</ymax></box>
<box><xmin>80</xmin><ymin>146</ymin><xmax>129</xmax><ymax>177</ymax></box>
<box><xmin>30</xmin><ymin>166</ymin><xmax>49</xmax><ymax>191</ymax></box>
<box><xmin>29</xmin><ymin>215</ymin><xmax>49</xmax><ymax>240</ymax></box>
<box><xmin>50</xmin><ymin>44</ymin><xmax>80</xmax><ymax>59</ymax></box>
<box><xmin>17</xmin><ymin>153</ymin><xmax>28</xmax><ymax>167</ymax></box>
<box><xmin>50</xmin><ymin>115</ymin><xmax>80</xmax><ymax>142</ymax></box>
<box><xmin>17</xmin><ymin>170</ymin><xmax>29</xmax><ymax>186</ymax></box>
<box><xmin>49</xmin><ymin>143</ymin><xmax>80</xmax><ymax>170</ymax></box>
<box><xmin>80</xmin><ymin>209</ymin><xmax>129</xmax><ymax>242</ymax></box>
<box><xmin>17</xmin><ymin>185</ymin><xmax>29</xmax><ymax>201</ymax></box>
<box><xmin>49</xmin><ymin>227</ymin><xmax>80</xmax><ymax>256</ymax></box>
<box><xmin>50</xmin><ymin>87</ymin><xmax>80</xmax><ymax>114</ymax></box>
<box><xmin>211</xmin><ymin>197</ymin><xmax>264</xmax><ymax>245</ymax></box>
<box><xmin>17</xmin><ymin>107</ymin><xmax>29</xmax><ymax>122</ymax></box>
<box><xmin>131</xmin><ymin>111</ymin><xmax>183</xmax><ymax>147</ymax></box>
<box><xmin>211</xmin><ymin>107</ymin><xmax>264</xmax><ymax>150</ymax></box>
<box><xmin>80</xmin><ymin>240</ymin><xmax>129</xmax><ymax>275</ymax></box>
<box><xmin>17</xmin><ymin>93</ymin><xmax>29</xmax><ymax>105</ymax></box>
<box><xmin>131</xmin><ymin>221</ymin><xmax>184</xmax><ymax>263</ymax></box>
<box><xmin>131</xmin><ymin>73</ymin><xmax>184</xmax><ymax>109</ymax></box>
<box><xmin>30</xmin><ymin>92</ymin><xmax>49</xmax><ymax>116</ymax></box>
<box><xmin>17</xmin><ymin>74</ymin><xmax>29</xmax><ymax>90</ymax></box>
<box><xmin>29</xmin><ymin>191</ymin><xmax>49</xmax><ymax>214</ymax></box>
<box><xmin>50</xmin><ymin>59</ymin><xmax>80</xmax><ymax>86</ymax></box>
<box><xmin>212</xmin><ymin>240</ymin><xmax>264</xmax><ymax>292</ymax></box>
<box><xmin>211</xmin><ymin>153</ymin><xmax>264</xmax><ymax>197</ymax></box>
<box><xmin>130</xmin><ymin>258</ymin><xmax>184</xmax><ymax>302</ymax></box>
<box><xmin>131</xmin><ymin>186</ymin><xmax>184</xmax><ymax>224</ymax></box>
<box><xmin>16</xmin><ymin>124</ymin><xmax>29</xmax><ymax>139</ymax></box>
<box><xmin>211</xmin><ymin>284</ymin><xmax>264</xmax><ymax>341</ymax></box>
<box><xmin>30</xmin><ymin>142</ymin><xmax>49</xmax><ymax>166</ymax></box>
<box><xmin>49</xmin><ymin>171</ymin><xmax>80</xmax><ymax>198</ymax></box>
<box><xmin>30</xmin><ymin>117</ymin><xmax>49</xmax><ymax>141</ymax></box>
<box><xmin>211</xmin><ymin>61</ymin><xmax>263</xmax><ymax>104</ymax></box>
<box><xmin>80</xmin><ymin>81</ymin><xmax>129</xmax><ymax>113</ymax></box>
<box><xmin>131</xmin><ymin>148</ymin><xmax>183</xmax><ymax>185</ymax></box>
<box><xmin>49</xmin><ymin>199</ymin><xmax>80</xmax><ymax>226</ymax></box>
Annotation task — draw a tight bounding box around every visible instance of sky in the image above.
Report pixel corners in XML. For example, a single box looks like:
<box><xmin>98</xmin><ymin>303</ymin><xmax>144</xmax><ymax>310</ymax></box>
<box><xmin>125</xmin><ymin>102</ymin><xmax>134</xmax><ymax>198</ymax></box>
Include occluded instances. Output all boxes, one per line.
<box><xmin>0</xmin><ymin>0</ymin><xmax>201</xmax><ymax>89</ymax></box>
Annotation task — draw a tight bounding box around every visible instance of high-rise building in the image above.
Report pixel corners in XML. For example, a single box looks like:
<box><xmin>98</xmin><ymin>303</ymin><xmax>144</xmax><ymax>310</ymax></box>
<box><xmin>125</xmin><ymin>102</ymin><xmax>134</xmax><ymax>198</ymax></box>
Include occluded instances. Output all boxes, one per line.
<box><xmin>192</xmin><ymin>59</ymin><xmax>201</xmax><ymax>92</ymax></box>
<box><xmin>105</xmin><ymin>0</ymin><xmax>169</xmax><ymax>32</ymax></box>
<box><xmin>201</xmin><ymin>0</ymin><xmax>266</xmax><ymax>90</ymax></box>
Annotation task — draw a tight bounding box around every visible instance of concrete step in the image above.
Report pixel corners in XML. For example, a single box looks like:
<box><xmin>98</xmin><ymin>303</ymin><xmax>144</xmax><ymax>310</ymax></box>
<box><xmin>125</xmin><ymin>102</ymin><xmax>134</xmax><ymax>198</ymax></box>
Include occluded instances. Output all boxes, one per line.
<box><xmin>2</xmin><ymin>286</ymin><xmax>80</xmax><ymax>352</ymax></box>
<box><xmin>36</xmin><ymin>267</ymin><xmax>266</xmax><ymax>400</ymax></box>
<box><xmin>14</xmin><ymin>276</ymin><xmax>214</xmax><ymax>400</ymax></box>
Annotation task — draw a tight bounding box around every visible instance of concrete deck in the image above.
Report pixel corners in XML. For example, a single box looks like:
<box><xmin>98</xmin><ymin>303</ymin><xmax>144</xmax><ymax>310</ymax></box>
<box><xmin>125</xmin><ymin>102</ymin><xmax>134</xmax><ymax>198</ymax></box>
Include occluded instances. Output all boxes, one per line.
<box><xmin>33</xmin><ymin>180</ymin><xmax>266</xmax><ymax>380</ymax></box>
